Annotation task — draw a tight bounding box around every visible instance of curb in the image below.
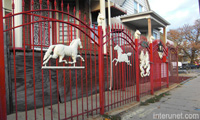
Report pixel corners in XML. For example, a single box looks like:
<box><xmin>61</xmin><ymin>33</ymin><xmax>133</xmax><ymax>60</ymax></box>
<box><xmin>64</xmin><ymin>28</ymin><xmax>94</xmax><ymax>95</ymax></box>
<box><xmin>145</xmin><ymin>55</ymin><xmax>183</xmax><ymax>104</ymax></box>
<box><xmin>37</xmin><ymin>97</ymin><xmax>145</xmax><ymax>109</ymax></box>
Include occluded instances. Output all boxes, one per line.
<box><xmin>88</xmin><ymin>84</ymin><xmax>179</xmax><ymax>120</ymax></box>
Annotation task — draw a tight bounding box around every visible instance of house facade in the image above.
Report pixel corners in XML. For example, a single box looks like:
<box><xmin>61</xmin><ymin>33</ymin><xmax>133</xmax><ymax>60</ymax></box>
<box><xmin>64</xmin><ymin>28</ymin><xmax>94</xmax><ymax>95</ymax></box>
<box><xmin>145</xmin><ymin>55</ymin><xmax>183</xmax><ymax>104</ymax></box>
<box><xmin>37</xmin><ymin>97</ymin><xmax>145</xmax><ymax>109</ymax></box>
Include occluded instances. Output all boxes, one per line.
<box><xmin>3</xmin><ymin>0</ymin><xmax>169</xmax><ymax>49</ymax></box>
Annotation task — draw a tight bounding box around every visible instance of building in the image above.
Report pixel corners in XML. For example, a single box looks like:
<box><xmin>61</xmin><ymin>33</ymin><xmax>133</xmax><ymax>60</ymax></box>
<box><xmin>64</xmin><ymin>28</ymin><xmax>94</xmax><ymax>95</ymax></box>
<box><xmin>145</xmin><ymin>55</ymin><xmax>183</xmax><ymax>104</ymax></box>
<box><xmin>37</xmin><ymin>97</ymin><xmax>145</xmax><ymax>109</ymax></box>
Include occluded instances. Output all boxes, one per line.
<box><xmin>3</xmin><ymin>0</ymin><xmax>169</xmax><ymax>48</ymax></box>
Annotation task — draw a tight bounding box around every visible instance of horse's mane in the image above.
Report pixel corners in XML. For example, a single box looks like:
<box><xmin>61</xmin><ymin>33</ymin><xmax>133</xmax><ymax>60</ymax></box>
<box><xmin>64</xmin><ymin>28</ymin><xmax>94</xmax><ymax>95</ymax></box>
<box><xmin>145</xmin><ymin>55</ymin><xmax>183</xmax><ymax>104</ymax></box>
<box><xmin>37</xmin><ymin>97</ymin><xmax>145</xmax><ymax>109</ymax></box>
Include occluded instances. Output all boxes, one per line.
<box><xmin>117</xmin><ymin>45</ymin><xmax>123</xmax><ymax>53</ymax></box>
<box><xmin>70</xmin><ymin>38</ymin><xmax>80</xmax><ymax>46</ymax></box>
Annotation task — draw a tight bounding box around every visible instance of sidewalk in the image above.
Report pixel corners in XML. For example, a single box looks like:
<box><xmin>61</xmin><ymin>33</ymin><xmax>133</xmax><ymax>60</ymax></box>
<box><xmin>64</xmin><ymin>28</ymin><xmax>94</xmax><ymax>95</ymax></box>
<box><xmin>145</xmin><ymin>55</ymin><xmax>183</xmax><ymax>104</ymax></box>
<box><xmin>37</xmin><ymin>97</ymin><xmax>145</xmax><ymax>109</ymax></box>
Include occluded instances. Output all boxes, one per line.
<box><xmin>120</xmin><ymin>75</ymin><xmax>200</xmax><ymax>120</ymax></box>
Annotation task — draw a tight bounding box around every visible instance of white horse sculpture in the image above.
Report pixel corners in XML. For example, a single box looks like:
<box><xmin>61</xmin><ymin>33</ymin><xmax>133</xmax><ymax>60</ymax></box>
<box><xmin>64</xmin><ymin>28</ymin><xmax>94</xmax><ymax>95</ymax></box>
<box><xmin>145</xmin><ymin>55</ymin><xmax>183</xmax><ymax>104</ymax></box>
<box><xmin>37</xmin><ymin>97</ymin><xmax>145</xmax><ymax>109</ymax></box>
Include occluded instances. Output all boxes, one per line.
<box><xmin>97</xmin><ymin>13</ymin><xmax>105</xmax><ymax>26</ymax></box>
<box><xmin>112</xmin><ymin>45</ymin><xmax>132</xmax><ymax>66</ymax></box>
<box><xmin>134</xmin><ymin>30</ymin><xmax>141</xmax><ymax>39</ymax></box>
<box><xmin>43</xmin><ymin>38</ymin><xmax>84</xmax><ymax>67</ymax></box>
<box><xmin>149</xmin><ymin>36</ymin><xmax>155</xmax><ymax>43</ymax></box>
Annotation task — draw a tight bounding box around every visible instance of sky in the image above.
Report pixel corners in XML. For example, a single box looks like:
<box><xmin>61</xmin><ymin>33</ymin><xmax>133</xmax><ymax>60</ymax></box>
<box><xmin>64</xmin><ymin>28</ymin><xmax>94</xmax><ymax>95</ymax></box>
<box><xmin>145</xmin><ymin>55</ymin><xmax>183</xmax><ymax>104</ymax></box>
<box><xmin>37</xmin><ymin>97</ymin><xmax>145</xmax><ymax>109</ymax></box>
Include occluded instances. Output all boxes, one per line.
<box><xmin>148</xmin><ymin>0</ymin><xmax>200</xmax><ymax>31</ymax></box>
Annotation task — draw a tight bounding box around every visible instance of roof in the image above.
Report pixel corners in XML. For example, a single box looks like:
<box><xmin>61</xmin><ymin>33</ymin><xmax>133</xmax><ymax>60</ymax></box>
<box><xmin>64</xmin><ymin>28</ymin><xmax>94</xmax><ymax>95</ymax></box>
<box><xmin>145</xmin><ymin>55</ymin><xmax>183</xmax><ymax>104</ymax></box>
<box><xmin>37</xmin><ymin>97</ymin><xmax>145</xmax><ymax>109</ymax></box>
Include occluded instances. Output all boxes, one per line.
<box><xmin>120</xmin><ymin>11</ymin><xmax>170</xmax><ymax>29</ymax></box>
<box><xmin>146</xmin><ymin>0</ymin><xmax>151</xmax><ymax>11</ymax></box>
<box><xmin>91</xmin><ymin>1</ymin><xmax>127</xmax><ymax>17</ymax></box>
<box><xmin>110</xmin><ymin>0</ymin><xmax>126</xmax><ymax>6</ymax></box>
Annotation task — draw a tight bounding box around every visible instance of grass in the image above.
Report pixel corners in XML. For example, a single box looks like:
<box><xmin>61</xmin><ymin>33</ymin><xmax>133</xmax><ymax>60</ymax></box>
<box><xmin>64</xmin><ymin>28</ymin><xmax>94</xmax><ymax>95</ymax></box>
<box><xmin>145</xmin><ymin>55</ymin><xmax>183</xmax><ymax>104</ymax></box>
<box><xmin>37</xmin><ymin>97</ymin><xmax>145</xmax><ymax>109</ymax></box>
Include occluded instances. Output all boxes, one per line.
<box><xmin>140</xmin><ymin>92</ymin><xmax>170</xmax><ymax>106</ymax></box>
<box><xmin>102</xmin><ymin>114</ymin><xmax>121</xmax><ymax>120</ymax></box>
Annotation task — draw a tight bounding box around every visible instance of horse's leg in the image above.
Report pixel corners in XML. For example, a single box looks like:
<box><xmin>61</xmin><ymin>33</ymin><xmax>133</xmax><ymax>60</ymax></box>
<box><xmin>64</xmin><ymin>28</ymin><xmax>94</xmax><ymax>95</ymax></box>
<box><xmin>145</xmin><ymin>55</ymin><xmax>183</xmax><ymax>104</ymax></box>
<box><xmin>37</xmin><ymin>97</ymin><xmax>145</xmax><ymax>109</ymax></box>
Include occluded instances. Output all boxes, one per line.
<box><xmin>115</xmin><ymin>60</ymin><xmax>118</xmax><ymax>66</ymax></box>
<box><xmin>68</xmin><ymin>56</ymin><xmax>76</xmax><ymax>67</ymax></box>
<box><xmin>128</xmin><ymin>60</ymin><xmax>132</xmax><ymax>66</ymax></box>
<box><xmin>76</xmin><ymin>55</ymin><xmax>84</xmax><ymax>62</ymax></box>
<box><xmin>59</xmin><ymin>55</ymin><xmax>68</xmax><ymax>64</ymax></box>
<box><xmin>43</xmin><ymin>56</ymin><xmax>50</xmax><ymax>66</ymax></box>
<box><xmin>112</xmin><ymin>58</ymin><xmax>116</xmax><ymax>63</ymax></box>
<box><xmin>43</xmin><ymin>54</ymin><xmax>58</xmax><ymax>66</ymax></box>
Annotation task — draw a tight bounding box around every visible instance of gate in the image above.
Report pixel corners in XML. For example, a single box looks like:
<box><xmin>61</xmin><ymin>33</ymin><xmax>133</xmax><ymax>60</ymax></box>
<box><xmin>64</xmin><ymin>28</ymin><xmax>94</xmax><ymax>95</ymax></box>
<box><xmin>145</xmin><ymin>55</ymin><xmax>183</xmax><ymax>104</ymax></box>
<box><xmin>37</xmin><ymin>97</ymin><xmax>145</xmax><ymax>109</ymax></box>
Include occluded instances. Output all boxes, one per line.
<box><xmin>2</xmin><ymin>0</ymin><xmax>102</xmax><ymax>119</ymax></box>
<box><xmin>167</xmin><ymin>45</ymin><xmax>179</xmax><ymax>84</ymax></box>
<box><xmin>100</xmin><ymin>25</ymin><xmax>139</xmax><ymax>113</ymax></box>
<box><xmin>153</xmin><ymin>40</ymin><xmax>169</xmax><ymax>91</ymax></box>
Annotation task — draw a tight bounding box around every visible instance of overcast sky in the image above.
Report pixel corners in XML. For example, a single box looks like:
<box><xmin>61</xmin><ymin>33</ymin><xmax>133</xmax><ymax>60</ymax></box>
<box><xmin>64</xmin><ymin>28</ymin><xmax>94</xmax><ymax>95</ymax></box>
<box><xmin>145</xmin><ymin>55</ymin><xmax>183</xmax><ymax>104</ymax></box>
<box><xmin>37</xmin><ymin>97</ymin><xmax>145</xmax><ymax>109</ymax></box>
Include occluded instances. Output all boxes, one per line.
<box><xmin>148</xmin><ymin>0</ymin><xmax>200</xmax><ymax>31</ymax></box>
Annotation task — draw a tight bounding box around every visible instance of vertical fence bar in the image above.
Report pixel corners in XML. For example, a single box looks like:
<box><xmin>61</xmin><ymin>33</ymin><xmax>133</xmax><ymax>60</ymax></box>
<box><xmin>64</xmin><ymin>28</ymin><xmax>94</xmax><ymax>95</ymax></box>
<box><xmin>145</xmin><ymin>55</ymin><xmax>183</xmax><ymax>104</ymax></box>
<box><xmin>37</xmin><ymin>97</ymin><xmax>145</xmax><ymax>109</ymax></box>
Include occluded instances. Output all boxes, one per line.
<box><xmin>22</xmin><ymin>0</ymin><xmax>28</xmax><ymax>119</ymax></box>
<box><xmin>150</xmin><ymin>41</ymin><xmax>154</xmax><ymax>95</ymax></box>
<box><xmin>98</xmin><ymin>25</ymin><xmax>104</xmax><ymax>115</ymax></box>
<box><xmin>176</xmin><ymin>48</ymin><xmax>179</xmax><ymax>83</ymax></box>
<box><xmin>0</xmin><ymin>0</ymin><xmax>7</xmax><ymax>119</ymax></box>
<box><xmin>166</xmin><ymin>48</ymin><xmax>169</xmax><ymax>88</ymax></box>
<box><xmin>135</xmin><ymin>38</ymin><xmax>140</xmax><ymax>101</ymax></box>
<box><xmin>12</xmin><ymin>0</ymin><xmax>19</xmax><ymax>119</ymax></box>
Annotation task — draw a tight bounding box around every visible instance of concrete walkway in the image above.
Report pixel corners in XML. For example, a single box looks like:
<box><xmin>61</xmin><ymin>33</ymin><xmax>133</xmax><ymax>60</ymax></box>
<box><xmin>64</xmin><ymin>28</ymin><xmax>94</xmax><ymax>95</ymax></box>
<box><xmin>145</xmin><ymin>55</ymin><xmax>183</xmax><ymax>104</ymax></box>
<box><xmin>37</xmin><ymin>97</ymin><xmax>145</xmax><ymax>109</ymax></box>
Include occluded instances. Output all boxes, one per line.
<box><xmin>121</xmin><ymin>75</ymin><xmax>200</xmax><ymax>120</ymax></box>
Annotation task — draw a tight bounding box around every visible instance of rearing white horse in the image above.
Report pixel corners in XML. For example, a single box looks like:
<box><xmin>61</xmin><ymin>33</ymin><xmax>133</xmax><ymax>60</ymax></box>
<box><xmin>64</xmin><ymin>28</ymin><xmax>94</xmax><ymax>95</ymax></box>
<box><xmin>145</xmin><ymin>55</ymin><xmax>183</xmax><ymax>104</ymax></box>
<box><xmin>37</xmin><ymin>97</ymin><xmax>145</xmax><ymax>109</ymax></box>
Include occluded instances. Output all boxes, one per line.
<box><xmin>43</xmin><ymin>38</ymin><xmax>84</xmax><ymax>67</ymax></box>
<box><xmin>112</xmin><ymin>45</ymin><xmax>132</xmax><ymax>66</ymax></box>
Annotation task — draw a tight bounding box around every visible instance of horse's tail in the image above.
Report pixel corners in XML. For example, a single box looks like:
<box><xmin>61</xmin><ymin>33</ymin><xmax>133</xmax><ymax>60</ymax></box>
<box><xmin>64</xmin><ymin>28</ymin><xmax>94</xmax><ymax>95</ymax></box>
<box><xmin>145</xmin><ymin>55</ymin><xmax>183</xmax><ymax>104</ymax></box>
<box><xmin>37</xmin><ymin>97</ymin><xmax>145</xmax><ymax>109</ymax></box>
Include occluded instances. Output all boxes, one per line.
<box><xmin>127</xmin><ymin>52</ymin><xmax>132</xmax><ymax>56</ymax></box>
<box><xmin>43</xmin><ymin>45</ymin><xmax>56</xmax><ymax>61</ymax></box>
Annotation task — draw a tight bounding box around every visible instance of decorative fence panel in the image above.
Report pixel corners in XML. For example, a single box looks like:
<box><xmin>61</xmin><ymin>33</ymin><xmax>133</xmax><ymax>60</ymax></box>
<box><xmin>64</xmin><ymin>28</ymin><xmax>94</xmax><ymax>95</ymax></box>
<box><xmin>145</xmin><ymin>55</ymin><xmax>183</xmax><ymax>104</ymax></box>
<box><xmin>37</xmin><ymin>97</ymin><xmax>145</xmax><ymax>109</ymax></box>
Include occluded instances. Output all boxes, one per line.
<box><xmin>152</xmin><ymin>40</ymin><xmax>169</xmax><ymax>91</ymax></box>
<box><xmin>168</xmin><ymin>45</ymin><xmax>179</xmax><ymax>84</ymax></box>
<box><xmin>102</xmin><ymin>25</ymin><xmax>137</xmax><ymax>113</ymax></box>
<box><xmin>138</xmin><ymin>36</ymin><xmax>151</xmax><ymax>97</ymax></box>
<box><xmin>3</xmin><ymin>1</ymin><xmax>101</xmax><ymax>120</ymax></box>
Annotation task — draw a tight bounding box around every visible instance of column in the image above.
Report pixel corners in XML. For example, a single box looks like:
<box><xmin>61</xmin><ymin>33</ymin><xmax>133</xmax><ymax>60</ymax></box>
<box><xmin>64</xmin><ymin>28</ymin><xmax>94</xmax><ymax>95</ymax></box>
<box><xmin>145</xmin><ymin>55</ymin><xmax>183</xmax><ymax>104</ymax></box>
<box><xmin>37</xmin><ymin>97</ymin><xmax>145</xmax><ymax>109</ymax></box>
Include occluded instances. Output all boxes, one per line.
<box><xmin>163</xmin><ymin>27</ymin><xmax>166</xmax><ymax>44</ymax></box>
<box><xmin>148</xmin><ymin>18</ymin><xmax>152</xmax><ymax>39</ymax></box>
<box><xmin>14</xmin><ymin>0</ymin><xmax>22</xmax><ymax>48</ymax></box>
<box><xmin>100</xmin><ymin>0</ymin><xmax>106</xmax><ymax>53</ymax></box>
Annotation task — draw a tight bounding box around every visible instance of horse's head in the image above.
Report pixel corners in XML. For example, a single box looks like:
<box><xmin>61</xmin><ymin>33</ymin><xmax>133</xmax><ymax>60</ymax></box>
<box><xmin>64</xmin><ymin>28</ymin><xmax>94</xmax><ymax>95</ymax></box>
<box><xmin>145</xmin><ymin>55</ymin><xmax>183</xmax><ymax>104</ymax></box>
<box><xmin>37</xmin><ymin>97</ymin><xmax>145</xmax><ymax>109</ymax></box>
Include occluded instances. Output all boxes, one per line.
<box><xmin>114</xmin><ymin>45</ymin><xmax>123</xmax><ymax>53</ymax></box>
<box><xmin>149</xmin><ymin>36</ymin><xmax>155</xmax><ymax>43</ymax></box>
<box><xmin>114</xmin><ymin>45</ymin><xmax>119</xmax><ymax>50</ymax></box>
<box><xmin>97</xmin><ymin>13</ymin><xmax>105</xmax><ymax>26</ymax></box>
<box><xmin>134</xmin><ymin>30</ymin><xmax>141</xmax><ymax>39</ymax></box>
<box><xmin>78</xmin><ymin>38</ymin><xmax>83</xmax><ymax>48</ymax></box>
<box><xmin>70</xmin><ymin>38</ymin><xmax>83</xmax><ymax>49</ymax></box>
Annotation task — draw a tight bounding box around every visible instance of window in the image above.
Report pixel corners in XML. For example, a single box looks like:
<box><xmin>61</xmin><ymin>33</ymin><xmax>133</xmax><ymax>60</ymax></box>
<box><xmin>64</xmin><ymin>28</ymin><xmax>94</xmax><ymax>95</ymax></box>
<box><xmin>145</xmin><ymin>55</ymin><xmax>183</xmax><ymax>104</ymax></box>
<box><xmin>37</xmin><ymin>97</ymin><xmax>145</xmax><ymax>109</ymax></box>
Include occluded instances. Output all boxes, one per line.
<box><xmin>139</xmin><ymin>4</ymin><xmax>143</xmax><ymax>13</ymax></box>
<box><xmin>134</xmin><ymin>1</ymin><xmax>138</xmax><ymax>14</ymax></box>
<box><xmin>59</xmin><ymin>20</ymin><xmax>77</xmax><ymax>43</ymax></box>
<box><xmin>153</xmin><ymin>32</ymin><xmax>158</xmax><ymax>40</ymax></box>
<box><xmin>90</xmin><ymin>25</ymin><xmax>98</xmax><ymax>44</ymax></box>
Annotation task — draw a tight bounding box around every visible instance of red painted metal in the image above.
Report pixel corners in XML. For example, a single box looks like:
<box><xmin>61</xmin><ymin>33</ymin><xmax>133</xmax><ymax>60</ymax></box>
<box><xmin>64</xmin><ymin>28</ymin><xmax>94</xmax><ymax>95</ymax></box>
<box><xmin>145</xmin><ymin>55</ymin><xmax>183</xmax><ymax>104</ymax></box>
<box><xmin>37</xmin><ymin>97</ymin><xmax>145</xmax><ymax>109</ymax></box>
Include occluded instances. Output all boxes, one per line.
<box><xmin>98</xmin><ymin>25</ymin><xmax>104</xmax><ymax>114</ymax></box>
<box><xmin>150</xmin><ymin>42</ymin><xmax>154</xmax><ymax>95</ymax></box>
<box><xmin>166</xmin><ymin>47</ymin><xmax>169</xmax><ymax>88</ymax></box>
<box><xmin>135</xmin><ymin>38</ymin><xmax>140</xmax><ymax>101</ymax></box>
<box><xmin>0</xmin><ymin>0</ymin><xmax>7</xmax><ymax>119</ymax></box>
<box><xmin>0</xmin><ymin>1</ymin><xmax>179</xmax><ymax>119</ymax></box>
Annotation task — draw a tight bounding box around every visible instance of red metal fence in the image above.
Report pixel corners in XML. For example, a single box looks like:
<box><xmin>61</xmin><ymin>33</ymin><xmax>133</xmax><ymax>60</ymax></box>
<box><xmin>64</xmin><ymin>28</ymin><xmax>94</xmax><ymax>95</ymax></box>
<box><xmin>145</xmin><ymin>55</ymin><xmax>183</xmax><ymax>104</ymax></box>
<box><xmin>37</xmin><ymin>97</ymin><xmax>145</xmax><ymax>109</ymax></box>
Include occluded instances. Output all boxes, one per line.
<box><xmin>0</xmin><ymin>0</ymin><xmax>179</xmax><ymax>120</ymax></box>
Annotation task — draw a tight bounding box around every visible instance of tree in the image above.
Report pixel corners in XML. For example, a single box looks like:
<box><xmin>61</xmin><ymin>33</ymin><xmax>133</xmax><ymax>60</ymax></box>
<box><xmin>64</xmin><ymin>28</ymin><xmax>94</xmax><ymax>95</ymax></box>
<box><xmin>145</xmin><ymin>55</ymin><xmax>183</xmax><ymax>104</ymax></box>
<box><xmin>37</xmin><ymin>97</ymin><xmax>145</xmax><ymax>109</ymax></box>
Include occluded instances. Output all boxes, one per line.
<box><xmin>168</xmin><ymin>19</ymin><xmax>200</xmax><ymax>64</ymax></box>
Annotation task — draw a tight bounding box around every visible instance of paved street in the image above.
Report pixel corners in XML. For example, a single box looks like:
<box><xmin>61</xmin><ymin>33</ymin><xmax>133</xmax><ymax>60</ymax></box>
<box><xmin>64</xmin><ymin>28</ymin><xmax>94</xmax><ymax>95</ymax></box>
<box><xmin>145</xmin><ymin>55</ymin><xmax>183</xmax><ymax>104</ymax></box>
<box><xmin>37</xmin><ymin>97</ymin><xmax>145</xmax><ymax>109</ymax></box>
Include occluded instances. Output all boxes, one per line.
<box><xmin>121</xmin><ymin>74</ymin><xmax>200</xmax><ymax>120</ymax></box>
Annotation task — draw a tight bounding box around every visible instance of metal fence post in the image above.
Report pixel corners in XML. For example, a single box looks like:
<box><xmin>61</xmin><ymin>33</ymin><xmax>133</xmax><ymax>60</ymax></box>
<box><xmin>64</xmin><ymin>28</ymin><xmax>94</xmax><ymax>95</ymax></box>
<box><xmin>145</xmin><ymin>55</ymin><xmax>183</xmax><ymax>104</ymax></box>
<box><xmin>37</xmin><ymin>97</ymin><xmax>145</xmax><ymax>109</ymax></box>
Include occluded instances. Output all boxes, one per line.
<box><xmin>166</xmin><ymin>47</ymin><xmax>169</xmax><ymax>88</ymax></box>
<box><xmin>150</xmin><ymin>41</ymin><xmax>154</xmax><ymax>95</ymax></box>
<box><xmin>135</xmin><ymin>38</ymin><xmax>140</xmax><ymax>101</ymax></box>
<box><xmin>98</xmin><ymin>25</ymin><xmax>104</xmax><ymax>115</ymax></box>
<box><xmin>0</xmin><ymin>0</ymin><xmax>7</xmax><ymax>119</ymax></box>
<box><xmin>176</xmin><ymin>48</ymin><xmax>179</xmax><ymax>83</ymax></box>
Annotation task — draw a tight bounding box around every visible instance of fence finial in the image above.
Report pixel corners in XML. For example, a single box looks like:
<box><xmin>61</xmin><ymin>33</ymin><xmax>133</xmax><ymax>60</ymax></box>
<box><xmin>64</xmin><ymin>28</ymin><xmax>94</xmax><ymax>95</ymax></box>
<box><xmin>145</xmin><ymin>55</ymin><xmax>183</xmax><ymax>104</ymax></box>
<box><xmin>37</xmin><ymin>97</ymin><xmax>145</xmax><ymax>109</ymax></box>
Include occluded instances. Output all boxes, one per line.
<box><xmin>149</xmin><ymin>36</ymin><xmax>155</xmax><ymax>43</ymax></box>
<box><xmin>135</xmin><ymin>30</ymin><xmax>141</xmax><ymax>39</ymax></box>
<box><xmin>97</xmin><ymin>13</ymin><xmax>105</xmax><ymax>26</ymax></box>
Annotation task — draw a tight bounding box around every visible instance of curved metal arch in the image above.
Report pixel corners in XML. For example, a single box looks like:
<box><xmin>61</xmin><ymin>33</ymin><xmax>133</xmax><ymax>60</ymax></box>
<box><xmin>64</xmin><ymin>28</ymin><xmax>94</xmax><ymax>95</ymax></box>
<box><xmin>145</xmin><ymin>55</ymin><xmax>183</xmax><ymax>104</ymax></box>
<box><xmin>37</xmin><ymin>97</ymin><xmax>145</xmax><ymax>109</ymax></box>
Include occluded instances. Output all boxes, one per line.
<box><xmin>153</xmin><ymin>41</ymin><xmax>168</xmax><ymax>55</ymax></box>
<box><xmin>102</xmin><ymin>36</ymin><xmax>136</xmax><ymax>51</ymax></box>
<box><xmin>138</xmin><ymin>46</ymin><xmax>150</xmax><ymax>52</ymax></box>
<box><xmin>153</xmin><ymin>45</ymin><xmax>168</xmax><ymax>55</ymax></box>
<box><xmin>168</xmin><ymin>47</ymin><xmax>178</xmax><ymax>56</ymax></box>
<box><xmin>3</xmin><ymin>18</ymin><xmax>99</xmax><ymax>46</ymax></box>
<box><xmin>3</xmin><ymin>9</ymin><xmax>99</xmax><ymax>39</ymax></box>
<box><xmin>138</xmin><ymin>41</ymin><xmax>151</xmax><ymax>52</ymax></box>
<box><xmin>102</xmin><ymin>29</ymin><xmax>135</xmax><ymax>46</ymax></box>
